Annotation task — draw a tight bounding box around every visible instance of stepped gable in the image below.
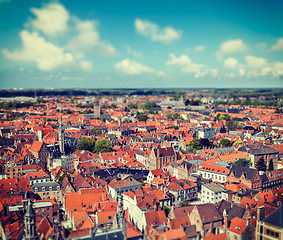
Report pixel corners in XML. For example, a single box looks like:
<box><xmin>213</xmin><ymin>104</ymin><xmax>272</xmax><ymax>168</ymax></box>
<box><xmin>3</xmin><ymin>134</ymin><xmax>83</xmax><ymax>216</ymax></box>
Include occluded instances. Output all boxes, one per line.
<box><xmin>229</xmin><ymin>165</ymin><xmax>257</xmax><ymax>180</ymax></box>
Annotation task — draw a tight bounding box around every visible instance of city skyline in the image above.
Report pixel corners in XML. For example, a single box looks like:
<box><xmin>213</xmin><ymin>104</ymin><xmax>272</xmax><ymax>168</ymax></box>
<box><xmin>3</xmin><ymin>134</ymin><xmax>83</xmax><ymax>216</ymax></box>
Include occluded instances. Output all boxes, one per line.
<box><xmin>0</xmin><ymin>0</ymin><xmax>283</xmax><ymax>89</ymax></box>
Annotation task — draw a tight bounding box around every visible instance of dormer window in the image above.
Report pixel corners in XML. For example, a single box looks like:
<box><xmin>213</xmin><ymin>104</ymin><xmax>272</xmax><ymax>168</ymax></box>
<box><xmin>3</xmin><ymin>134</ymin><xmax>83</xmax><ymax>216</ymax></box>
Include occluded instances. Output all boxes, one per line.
<box><xmin>42</xmin><ymin>187</ymin><xmax>45</xmax><ymax>191</ymax></box>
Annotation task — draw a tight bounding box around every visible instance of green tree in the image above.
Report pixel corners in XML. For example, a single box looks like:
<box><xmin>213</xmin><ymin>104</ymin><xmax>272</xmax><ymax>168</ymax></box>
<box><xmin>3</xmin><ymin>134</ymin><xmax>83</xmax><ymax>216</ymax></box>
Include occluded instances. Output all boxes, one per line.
<box><xmin>136</xmin><ymin>113</ymin><xmax>148</xmax><ymax>122</ymax></box>
<box><xmin>141</xmin><ymin>181</ymin><xmax>146</xmax><ymax>187</ymax></box>
<box><xmin>93</xmin><ymin>139</ymin><xmax>112</xmax><ymax>153</ymax></box>
<box><xmin>179</xmin><ymin>201</ymin><xmax>191</xmax><ymax>207</ymax></box>
<box><xmin>186</xmin><ymin>138</ymin><xmax>202</xmax><ymax>152</ymax></box>
<box><xmin>234</xmin><ymin>140</ymin><xmax>243</xmax><ymax>147</ymax></box>
<box><xmin>76</xmin><ymin>138</ymin><xmax>96</xmax><ymax>152</ymax></box>
<box><xmin>218</xmin><ymin>114</ymin><xmax>230</xmax><ymax>121</ymax></box>
<box><xmin>268</xmin><ymin>159</ymin><xmax>274</xmax><ymax>171</ymax></box>
<box><xmin>144</xmin><ymin>101</ymin><xmax>157</xmax><ymax>109</ymax></box>
<box><xmin>165</xmin><ymin>112</ymin><xmax>180</xmax><ymax>120</ymax></box>
<box><xmin>219</xmin><ymin>138</ymin><xmax>231</xmax><ymax>147</ymax></box>
<box><xmin>66</xmin><ymin>109</ymin><xmax>72</xmax><ymax>114</ymax></box>
<box><xmin>255</xmin><ymin>157</ymin><xmax>266</xmax><ymax>172</ymax></box>
<box><xmin>233</xmin><ymin>158</ymin><xmax>250</xmax><ymax>168</ymax></box>
<box><xmin>162</xmin><ymin>205</ymin><xmax>170</xmax><ymax>217</ymax></box>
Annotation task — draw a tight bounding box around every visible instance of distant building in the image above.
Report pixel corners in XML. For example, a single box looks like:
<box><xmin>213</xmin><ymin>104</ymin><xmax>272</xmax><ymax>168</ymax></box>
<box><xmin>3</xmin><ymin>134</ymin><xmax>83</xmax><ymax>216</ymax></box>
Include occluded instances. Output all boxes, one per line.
<box><xmin>93</xmin><ymin>99</ymin><xmax>100</xmax><ymax>118</ymax></box>
<box><xmin>149</xmin><ymin>146</ymin><xmax>177</xmax><ymax>170</ymax></box>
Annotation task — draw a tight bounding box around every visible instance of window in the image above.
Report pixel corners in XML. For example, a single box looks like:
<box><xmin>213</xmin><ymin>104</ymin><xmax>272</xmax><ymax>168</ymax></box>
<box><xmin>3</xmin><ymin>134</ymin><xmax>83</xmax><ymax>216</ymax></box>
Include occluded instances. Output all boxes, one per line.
<box><xmin>42</xmin><ymin>187</ymin><xmax>45</xmax><ymax>191</ymax></box>
<box><xmin>35</xmin><ymin>187</ymin><xmax>38</xmax><ymax>192</ymax></box>
<box><xmin>49</xmin><ymin>186</ymin><xmax>52</xmax><ymax>190</ymax></box>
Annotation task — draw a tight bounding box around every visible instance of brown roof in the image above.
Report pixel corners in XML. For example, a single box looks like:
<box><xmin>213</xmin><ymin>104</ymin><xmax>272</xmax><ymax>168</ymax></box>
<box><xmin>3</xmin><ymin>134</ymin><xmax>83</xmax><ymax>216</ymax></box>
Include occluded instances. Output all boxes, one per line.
<box><xmin>154</xmin><ymin>147</ymin><xmax>175</xmax><ymax>157</ymax></box>
<box><xmin>196</xmin><ymin>204</ymin><xmax>222</xmax><ymax>224</ymax></box>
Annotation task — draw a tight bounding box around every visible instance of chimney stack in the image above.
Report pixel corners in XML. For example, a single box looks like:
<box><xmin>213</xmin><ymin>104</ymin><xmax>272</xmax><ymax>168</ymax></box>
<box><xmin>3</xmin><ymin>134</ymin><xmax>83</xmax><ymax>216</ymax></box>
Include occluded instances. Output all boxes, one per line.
<box><xmin>257</xmin><ymin>206</ymin><xmax>265</xmax><ymax>221</ymax></box>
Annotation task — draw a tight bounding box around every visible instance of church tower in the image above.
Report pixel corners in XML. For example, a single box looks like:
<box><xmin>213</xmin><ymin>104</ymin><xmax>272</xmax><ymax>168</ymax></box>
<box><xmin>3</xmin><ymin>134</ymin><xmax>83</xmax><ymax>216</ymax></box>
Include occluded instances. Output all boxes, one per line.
<box><xmin>93</xmin><ymin>99</ymin><xmax>101</xmax><ymax>119</ymax></box>
<box><xmin>24</xmin><ymin>201</ymin><xmax>38</xmax><ymax>240</ymax></box>
<box><xmin>58</xmin><ymin>115</ymin><xmax>65</xmax><ymax>155</ymax></box>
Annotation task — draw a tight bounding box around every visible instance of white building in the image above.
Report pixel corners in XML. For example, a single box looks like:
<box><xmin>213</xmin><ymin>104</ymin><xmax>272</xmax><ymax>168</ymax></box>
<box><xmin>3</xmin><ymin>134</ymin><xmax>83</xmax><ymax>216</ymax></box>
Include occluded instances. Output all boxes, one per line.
<box><xmin>52</xmin><ymin>154</ymin><xmax>77</xmax><ymax>171</ymax></box>
<box><xmin>198</xmin><ymin>164</ymin><xmax>229</xmax><ymax>184</ymax></box>
<box><xmin>201</xmin><ymin>183</ymin><xmax>225</xmax><ymax>204</ymax></box>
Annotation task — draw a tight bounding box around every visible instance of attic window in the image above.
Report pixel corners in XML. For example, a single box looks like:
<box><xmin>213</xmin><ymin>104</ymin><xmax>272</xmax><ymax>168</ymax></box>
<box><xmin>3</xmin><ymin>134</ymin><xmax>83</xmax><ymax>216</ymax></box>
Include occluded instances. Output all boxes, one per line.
<box><xmin>108</xmin><ymin>216</ymin><xmax>111</xmax><ymax>220</ymax></box>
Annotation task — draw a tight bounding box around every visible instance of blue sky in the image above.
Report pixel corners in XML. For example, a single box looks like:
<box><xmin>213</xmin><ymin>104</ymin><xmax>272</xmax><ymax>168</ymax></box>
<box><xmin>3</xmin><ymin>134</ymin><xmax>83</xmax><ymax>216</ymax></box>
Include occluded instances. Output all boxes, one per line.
<box><xmin>0</xmin><ymin>0</ymin><xmax>283</xmax><ymax>89</ymax></box>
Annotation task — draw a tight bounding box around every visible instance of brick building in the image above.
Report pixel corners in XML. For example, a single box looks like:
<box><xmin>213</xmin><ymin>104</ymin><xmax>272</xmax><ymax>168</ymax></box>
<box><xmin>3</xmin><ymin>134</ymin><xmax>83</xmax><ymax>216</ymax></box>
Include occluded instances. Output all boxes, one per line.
<box><xmin>149</xmin><ymin>147</ymin><xmax>177</xmax><ymax>170</ymax></box>
<box><xmin>227</xmin><ymin>165</ymin><xmax>262</xmax><ymax>191</ymax></box>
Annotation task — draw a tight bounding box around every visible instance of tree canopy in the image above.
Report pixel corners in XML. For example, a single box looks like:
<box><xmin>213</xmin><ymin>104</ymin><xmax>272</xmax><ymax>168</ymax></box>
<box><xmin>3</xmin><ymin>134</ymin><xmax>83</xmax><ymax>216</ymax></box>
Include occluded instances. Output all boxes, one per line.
<box><xmin>219</xmin><ymin>138</ymin><xmax>231</xmax><ymax>147</ymax></box>
<box><xmin>136</xmin><ymin>112</ymin><xmax>148</xmax><ymax>122</ymax></box>
<box><xmin>144</xmin><ymin>101</ymin><xmax>157</xmax><ymax>109</ymax></box>
<box><xmin>165</xmin><ymin>112</ymin><xmax>180</xmax><ymax>120</ymax></box>
<box><xmin>93</xmin><ymin>139</ymin><xmax>112</xmax><ymax>153</ymax></box>
<box><xmin>233</xmin><ymin>158</ymin><xmax>250</xmax><ymax>168</ymax></box>
<box><xmin>186</xmin><ymin>138</ymin><xmax>211</xmax><ymax>152</ymax></box>
<box><xmin>255</xmin><ymin>157</ymin><xmax>266</xmax><ymax>172</ymax></box>
<box><xmin>76</xmin><ymin>138</ymin><xmax>96</xmax><ymax>152</ymax></box>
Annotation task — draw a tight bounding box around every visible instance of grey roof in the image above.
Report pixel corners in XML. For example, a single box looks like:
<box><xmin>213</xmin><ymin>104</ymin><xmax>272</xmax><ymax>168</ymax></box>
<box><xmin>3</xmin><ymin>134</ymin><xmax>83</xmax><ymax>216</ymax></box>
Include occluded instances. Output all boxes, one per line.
<box><xmin>249</xmin><ymin>146</ymin><xmax>278</xmax><ymax>155</ymax></box>
<box><xmin>24</xmin><ymin>201</ymin><xmax>35</xmax><ymax>218</ymax></box>
<box><xmin>262</xmin><ymin>205</ymin><xmax>283</xmax><ymax>228</ymax></box>
<box><xmin>214</xmin><ymin>146</ymin><xmax>235</xmax><ymax>154</ymax></box>
<box><xmin>202</xmin><ymin>183</ymin><xmax>224</xmax><ymax>193</ymax></box>
<box><xmin>229</xmin><ymin>165</ymin><xmax>256</xmax><ymax>180</ymax></box>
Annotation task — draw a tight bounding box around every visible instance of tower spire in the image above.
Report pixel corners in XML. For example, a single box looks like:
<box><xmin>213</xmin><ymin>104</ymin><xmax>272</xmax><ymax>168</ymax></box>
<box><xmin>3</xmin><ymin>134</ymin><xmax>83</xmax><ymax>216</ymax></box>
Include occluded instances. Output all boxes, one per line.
<box><xmin>59</xmin><ymin>113</ymin><xmax>65</xmax><ymax>155</ymax></box>
<box><xmin>24</xmin><ymin>200</ymin><xmax>38</xmax><ymax>240</ymax></box>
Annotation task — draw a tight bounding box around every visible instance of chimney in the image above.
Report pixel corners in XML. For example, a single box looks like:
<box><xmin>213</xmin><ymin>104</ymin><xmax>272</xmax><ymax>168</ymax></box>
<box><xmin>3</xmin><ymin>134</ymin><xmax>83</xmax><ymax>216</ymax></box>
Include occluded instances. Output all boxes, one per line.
<box><xmin>257</xmin><ymin>206</ymin><xmax>265</xmax><ymax>221</ymax></box>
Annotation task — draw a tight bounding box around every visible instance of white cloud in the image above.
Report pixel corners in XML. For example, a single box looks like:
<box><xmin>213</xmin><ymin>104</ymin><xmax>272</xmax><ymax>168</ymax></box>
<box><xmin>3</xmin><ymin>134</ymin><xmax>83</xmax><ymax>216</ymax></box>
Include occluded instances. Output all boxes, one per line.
<box><xmin>80</xmin><ymin>60</ymin><xmax>92</xmax><ymax>71</ymax></box>
<box><xmin>220</xmin><ymin>39</ymin><xmax>247</xmax><ymax>54</ymax></box>
<box><xmin>124</xmin><ymin>45</ymin><xmax>143</xmax><ymax>58</ymax></box>
<box><xmin>134</xmin><ymin>18</ymin><xmax>182</xmax><ymax>44</ymax></box>
<box><xmin>224</xmin><ymin>57</ymin><xmax>238</xmax><ymax>69</ymax></box>
<box><xmin>194</xmin><ymin>45</ymin><xmax>205</xmax><ymax>51</ymax></box>
<box><xmin>67</xmin><ymin>19</ymin><xmax>116</xmax><ymax>57</ymax></box>
<box><xmin>114</xmin><ymin>59</ymin><xmax>163</xmax><ymax>75</ymax></box>
<box><xmin>217</xmin><ymin>39</ymin><xmax>247</xmax><ymax>60</ymax></box>
<box><xmin>2</xmin><ymin>30</ymin><xmax>74</xmax><ymax>71</ymax></box>
<box><xmin>272</xmin><ymin>37</ymin><xmax>283</xmax><ymax>51</ymax></box>
<box><xmin>271</xmin><ymin>62</ymin><xmax>283</xmax><ymax>77</ymax></box>
<box><xmin>211</xmin><ymin>69</ymin><xmax>219</xmax><ymax>78</ymax></box>
<box><xmin>245</xmin><ymin>55</ymin><xmax>267</xmax><ymax>68</ymax></box>
<box><xmin>19</xmin><ymin>68</ymin><xmax>24</xmax><ymax>71</ymax></box>
<box><xmin>30</xmin><ymin>3</ymin><xmax>69</xmax><ymax>36</ymax></box>
<box><xmin>166</xmin><ymin>53</ymin><xmax>204</xmax><ymax>78</ymax></box>
<box><xmin>247</xmin><ymin>70</ymin><xmax>259</xmax><ymax>78</ymax></box>
<box><xmin>239</xmin><ymin>68</ymin><xmax>246</xmax><ymax>76</ymax></box>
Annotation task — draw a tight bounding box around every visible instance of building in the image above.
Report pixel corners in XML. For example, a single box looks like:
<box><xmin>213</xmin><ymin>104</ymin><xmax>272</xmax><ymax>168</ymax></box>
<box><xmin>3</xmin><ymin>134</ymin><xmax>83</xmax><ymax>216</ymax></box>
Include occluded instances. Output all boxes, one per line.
<box><xmin>227</xmin><ymin>217</ymin><xmax>255</xmax><ymax>240</ymax></box>
<box><xmin>166</xmin><ymin>179</ymin><xmax>198</xmax><ymax>202</ymax></box>
<box><xmin>198</xmin><ymin>164</ymin><xmax>229</xmax><ymax>184</ymax></box>
<box><xmin>189</xmin><ymin>203</ymin><xmax>223</xmax><ymax>237</ymax></box>
<box><xmin>24</xmin><ymin>169</ymin><xmax>50</xmax><ymax>186</ymax></box>
<box><xmin>227</xmin><ymin>165</ymin><xmax>262</xmax><ymax>191</ymax></box>
<box><xmin>52</xmin><ymin>154</ymin><xmax>77</xmax><ymax>171</ymax></box>
<box><xmin>256</xmin><ymin>206</ymin><xmax>283</xmax><ymax>240</ymax></box>
<box><xmin>248</xmin><ymin>145</ymin><xmax>279</xmax><ymax>170</ymax></box>
<box><xmin>201</xmin><ymin>183</ymin><xmax>225</xmax><ymax>204</ymax></box>
<box><xmin>4</xmin><ymin>161</ymin><xmax>22</xmax><ymax>179</ymax></box>
<box><xmin>23</xmin><ymin>201</ymin><xmax>38</xmax><ymax>240</ymax></box>
<box><xmin>108</xmin><ymin>176</ymin><xmax>141</xmax><ymax>199</ymax></box>
<box><xmin>29</xmin><ymin>141</ymin><xmax>50</xmax><ymax>169</ymax></box>
<box><xmin>149</xmin><ymin>147</ymin><xmax>177</xmax><ymax>170</ymax></box>
<box><xmin>93</xmin><ymin>99</ymin><xmax>100</xmax><ymax>118</ymax></box>
<box><xmin>32</xmin><ymin>181</ymin><xmax>62</xmax><ymax>204</ymax></box>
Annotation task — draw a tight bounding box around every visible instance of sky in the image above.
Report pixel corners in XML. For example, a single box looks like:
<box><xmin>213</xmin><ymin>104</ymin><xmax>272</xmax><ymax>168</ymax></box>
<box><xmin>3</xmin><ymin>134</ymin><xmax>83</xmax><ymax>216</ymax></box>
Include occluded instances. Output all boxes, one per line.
<box><xmin>0</xmin><ymin>0</ymin><xmax>283</xmax><ymax>89</ymax></box>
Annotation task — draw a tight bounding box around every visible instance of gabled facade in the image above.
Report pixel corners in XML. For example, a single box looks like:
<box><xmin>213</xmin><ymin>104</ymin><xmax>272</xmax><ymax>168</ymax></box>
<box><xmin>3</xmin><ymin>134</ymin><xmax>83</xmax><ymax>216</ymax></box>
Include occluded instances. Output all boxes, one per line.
<box><xmin>149</xmin><ymin>147</ymin><xmax>177</xmax><ymax>170</ymax></box>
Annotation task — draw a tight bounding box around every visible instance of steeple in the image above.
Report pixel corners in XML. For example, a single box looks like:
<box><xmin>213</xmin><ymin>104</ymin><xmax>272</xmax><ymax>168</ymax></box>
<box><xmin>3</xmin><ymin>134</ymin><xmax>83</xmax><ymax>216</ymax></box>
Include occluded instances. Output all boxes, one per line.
<box><xmin>58</xmin><ymin>114</ymin><xmax>65</xmax><ymax>155</ymax></box>
<box><xmin>24</xmin><ymin>200</ymin><xmax>38</xmax><ymax>240</ymax></box>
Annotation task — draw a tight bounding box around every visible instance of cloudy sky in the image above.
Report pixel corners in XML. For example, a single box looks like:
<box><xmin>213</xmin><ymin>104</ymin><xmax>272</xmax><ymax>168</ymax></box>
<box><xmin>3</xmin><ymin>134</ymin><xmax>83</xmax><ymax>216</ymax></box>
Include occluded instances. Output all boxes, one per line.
<box><xmin>0</xmin><ymin>0</ymin><xmax>283</xmax><ymax>89</ymax></box>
